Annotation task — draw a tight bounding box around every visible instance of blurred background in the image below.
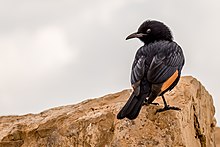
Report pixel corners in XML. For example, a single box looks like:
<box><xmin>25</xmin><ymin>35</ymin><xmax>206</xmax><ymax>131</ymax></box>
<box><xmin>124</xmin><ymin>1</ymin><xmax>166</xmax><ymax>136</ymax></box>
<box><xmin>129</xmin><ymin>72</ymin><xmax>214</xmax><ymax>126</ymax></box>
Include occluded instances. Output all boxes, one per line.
<box><xmin>0</xmin><ymin>0</ymin><xmax>219</xmax><ymax>125</ymax></box>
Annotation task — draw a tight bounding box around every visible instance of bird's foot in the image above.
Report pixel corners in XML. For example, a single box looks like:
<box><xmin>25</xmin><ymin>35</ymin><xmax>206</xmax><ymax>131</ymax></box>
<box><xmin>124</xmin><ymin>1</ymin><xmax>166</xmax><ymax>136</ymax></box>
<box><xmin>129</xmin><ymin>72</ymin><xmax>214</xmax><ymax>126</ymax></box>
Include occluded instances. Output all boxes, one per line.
<box><xmin>156</xmin><ymin>105</ymin><xmax>181</xmax><ymax>113</ymax></box>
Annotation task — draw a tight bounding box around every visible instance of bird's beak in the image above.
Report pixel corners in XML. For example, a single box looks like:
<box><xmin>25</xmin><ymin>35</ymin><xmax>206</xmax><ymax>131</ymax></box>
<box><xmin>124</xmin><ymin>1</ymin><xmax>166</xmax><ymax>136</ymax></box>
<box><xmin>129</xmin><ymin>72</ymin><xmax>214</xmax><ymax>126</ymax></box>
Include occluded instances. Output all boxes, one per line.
<box><xmin>126</xmin><ymin>32</ymin><xmax>147</xmax><ymax>40</ymax></box>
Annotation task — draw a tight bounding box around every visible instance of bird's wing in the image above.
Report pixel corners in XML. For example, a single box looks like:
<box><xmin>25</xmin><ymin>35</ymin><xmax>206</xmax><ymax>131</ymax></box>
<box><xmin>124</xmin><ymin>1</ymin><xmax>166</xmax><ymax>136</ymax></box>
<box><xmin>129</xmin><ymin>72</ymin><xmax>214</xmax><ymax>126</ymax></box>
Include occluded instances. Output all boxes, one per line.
<box><xmin>147</xmin><ymin>42</ymin><xmax>184</xmax><ymax>84</ymax></box>
<box><xmin>130</xmin><ymin>55</ymin><xmax>146</xmax><ymax>95</ymax></box>
<box><xmin>131</xmin><ymin>55</ymin><xmax>146</xmax><ymax>84</ymax></box>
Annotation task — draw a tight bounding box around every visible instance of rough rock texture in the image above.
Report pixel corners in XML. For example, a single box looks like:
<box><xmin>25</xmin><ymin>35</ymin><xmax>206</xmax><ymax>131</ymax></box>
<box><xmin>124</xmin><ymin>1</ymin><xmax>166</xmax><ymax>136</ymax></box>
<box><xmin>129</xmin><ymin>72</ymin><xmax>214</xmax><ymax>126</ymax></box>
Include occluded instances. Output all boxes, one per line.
<box><xmin>0</xmin><ymin>76</ymin><xmax>217</xmax><ymax>147</ymax></box>
<box><xmin>215</xmin><ymin>127</ymin><xmax>220</xmax><ymax>147</ymax></box>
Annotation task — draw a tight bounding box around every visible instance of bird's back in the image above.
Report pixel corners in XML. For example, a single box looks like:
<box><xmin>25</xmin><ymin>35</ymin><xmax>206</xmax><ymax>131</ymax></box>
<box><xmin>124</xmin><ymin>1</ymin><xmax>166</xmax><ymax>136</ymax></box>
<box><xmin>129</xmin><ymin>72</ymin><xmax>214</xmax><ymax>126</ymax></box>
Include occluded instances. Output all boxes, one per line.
<box><xmin>131</xmin><ymin>41</ymin><xmax>184</xmax><ymax>93</ymax></box>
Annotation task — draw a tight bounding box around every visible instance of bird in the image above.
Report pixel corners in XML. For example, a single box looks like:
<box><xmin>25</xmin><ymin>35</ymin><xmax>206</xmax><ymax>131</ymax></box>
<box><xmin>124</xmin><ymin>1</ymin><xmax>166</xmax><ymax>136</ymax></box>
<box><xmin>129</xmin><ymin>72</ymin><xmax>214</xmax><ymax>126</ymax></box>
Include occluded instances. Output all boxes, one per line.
<box><xmin>117</xmin><ymin>20</ymin><xmax>185</xmax><ymax>120</ymax></box>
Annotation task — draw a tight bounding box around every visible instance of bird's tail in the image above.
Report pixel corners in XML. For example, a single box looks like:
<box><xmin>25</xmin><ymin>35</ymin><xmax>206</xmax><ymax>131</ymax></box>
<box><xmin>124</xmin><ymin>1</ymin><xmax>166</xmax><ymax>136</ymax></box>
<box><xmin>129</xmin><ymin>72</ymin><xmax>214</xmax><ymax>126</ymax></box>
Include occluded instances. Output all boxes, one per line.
<box><xmin>117</xmin><ymin>92</ymin><xmax>147</xmax><ymax>120</ymax></box>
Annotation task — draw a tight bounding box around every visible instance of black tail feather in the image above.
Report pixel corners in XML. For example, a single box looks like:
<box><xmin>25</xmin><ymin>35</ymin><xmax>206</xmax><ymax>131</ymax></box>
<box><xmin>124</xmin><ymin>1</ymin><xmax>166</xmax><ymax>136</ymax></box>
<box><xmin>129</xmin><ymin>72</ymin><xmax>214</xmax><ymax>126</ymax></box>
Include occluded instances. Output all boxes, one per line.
<box><xmin>117</xmin><ymin>92</ymin><xmax>147</xmax><ymax>120</ymax></box>
<box><xmin>126</xmin><ymin>94</ymin><xmax>146</xmax><ymax>119</ymax></box>
<box><xmin>117</xmin><ymin>92</ymin><xmax>137</xmax><ymax>119</ymax></box>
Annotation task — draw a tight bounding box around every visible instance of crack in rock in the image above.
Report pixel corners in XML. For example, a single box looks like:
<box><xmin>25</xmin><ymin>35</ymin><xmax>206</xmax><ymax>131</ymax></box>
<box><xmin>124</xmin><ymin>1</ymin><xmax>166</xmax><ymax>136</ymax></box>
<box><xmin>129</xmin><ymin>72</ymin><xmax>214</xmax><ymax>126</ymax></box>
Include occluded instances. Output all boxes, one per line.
<box><xmin>193</xmin><ymin>105</ymin><xmax>206</xmax><ymax>147</ymax></box>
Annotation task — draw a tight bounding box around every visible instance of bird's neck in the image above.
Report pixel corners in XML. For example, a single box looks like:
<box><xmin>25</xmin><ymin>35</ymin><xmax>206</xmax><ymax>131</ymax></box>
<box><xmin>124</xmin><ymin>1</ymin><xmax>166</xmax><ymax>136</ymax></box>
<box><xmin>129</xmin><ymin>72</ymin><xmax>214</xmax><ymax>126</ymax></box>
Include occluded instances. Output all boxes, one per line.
<box><xmin>143</xmin><ymin>39</ymin><xmax>172</xmax><ymax>45</ymax></box>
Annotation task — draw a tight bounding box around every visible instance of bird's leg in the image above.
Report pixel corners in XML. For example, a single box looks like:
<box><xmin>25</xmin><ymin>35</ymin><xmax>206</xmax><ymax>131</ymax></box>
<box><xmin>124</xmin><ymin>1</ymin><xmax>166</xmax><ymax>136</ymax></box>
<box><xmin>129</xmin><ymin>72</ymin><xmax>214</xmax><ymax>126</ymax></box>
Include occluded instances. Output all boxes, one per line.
<box><xmin>156</xmin><ymin>95</ymin><xmax>181</xmax><ymax>113</ymax></box>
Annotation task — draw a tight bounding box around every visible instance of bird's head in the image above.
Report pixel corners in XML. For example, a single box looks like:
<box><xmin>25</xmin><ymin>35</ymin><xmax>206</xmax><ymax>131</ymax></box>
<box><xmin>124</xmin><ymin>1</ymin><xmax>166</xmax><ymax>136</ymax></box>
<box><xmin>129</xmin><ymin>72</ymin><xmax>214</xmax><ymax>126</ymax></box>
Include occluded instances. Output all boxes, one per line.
<box><xmin>126</xmin><ymin>20</ymin><xmax>173</xmax><ymax>44</ymax></box>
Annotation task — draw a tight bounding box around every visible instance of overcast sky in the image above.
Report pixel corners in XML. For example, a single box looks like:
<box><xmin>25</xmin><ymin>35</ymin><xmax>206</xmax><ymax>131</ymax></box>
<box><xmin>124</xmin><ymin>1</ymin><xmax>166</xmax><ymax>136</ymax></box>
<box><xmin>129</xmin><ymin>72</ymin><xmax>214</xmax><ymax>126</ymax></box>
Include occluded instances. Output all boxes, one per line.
<box><xmin>0</xmin><ymin>0</ymin><xmax>219</xmax><ymax>125</ymax></box>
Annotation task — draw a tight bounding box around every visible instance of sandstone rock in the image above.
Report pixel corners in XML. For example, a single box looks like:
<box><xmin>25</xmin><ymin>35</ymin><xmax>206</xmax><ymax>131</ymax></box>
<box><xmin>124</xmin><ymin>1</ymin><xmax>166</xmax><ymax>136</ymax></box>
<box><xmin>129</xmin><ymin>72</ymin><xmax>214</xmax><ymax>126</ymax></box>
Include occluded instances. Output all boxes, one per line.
<box><xmin>215</xmin><ymin>127</ymin><xmax>220</xmax><ymax>147</ymax></box>
<box><xmin>0</xmin><ymin>76</ymin><xmax>216</xmax><ymax>147</ymax></box>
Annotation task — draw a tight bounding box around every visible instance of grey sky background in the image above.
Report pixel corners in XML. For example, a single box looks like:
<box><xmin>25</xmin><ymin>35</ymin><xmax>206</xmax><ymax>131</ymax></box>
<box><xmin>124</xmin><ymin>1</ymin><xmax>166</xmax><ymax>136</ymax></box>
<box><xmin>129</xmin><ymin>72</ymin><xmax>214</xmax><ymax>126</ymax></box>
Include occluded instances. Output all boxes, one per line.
<box><xmin>0</xmin><ymin>0</ymin><xmax>219</xmax><ymax>125</ymax></box>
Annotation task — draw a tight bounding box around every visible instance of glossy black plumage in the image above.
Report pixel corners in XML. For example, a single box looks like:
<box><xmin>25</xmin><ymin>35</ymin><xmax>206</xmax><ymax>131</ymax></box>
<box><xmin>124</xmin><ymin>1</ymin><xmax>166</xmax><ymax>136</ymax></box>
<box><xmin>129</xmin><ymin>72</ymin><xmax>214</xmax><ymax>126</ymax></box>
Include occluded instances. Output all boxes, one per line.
<box><xmin>117</xmin><ymin>20</ymin><xmax>185</xmax><ymax>120</ymax></box>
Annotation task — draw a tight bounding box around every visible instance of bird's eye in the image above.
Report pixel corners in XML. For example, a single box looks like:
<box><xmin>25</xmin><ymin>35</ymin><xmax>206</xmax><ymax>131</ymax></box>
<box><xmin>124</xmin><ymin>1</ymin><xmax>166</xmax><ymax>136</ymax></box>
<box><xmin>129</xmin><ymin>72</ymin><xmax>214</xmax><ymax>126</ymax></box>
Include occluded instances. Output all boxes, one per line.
<box><xmin>146</xmin><ymin>28</ymin><xmax>151</xmax><ymax>33</ymax></box>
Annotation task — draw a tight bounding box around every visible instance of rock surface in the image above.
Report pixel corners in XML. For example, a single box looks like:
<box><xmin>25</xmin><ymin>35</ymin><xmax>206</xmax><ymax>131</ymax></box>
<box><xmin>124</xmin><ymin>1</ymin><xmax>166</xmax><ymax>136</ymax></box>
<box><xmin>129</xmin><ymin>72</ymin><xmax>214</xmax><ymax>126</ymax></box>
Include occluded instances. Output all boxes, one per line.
<box><xmin>215</xmin><ymin>127</ymin><xmax>220</xmax><ymax>147</ymax></box>
<box><xmin>0</xmin><ymin>76</ymin><xmax>217</xmax><ymax>147</ymax></box>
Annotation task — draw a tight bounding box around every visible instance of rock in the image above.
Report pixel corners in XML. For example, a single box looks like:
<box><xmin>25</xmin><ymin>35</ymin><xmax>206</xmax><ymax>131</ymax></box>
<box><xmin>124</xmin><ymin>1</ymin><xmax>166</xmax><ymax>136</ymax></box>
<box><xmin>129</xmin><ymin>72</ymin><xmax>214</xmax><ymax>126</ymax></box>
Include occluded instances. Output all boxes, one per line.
<box><xmin>0</xmin><ymin>76</ymin><xmax>217</xmax><ymax>147</ymax></box>
<box><xmin>215</xmin><ymin>127</ymin><xmax>220</xmax><ymax>147</ymax></box>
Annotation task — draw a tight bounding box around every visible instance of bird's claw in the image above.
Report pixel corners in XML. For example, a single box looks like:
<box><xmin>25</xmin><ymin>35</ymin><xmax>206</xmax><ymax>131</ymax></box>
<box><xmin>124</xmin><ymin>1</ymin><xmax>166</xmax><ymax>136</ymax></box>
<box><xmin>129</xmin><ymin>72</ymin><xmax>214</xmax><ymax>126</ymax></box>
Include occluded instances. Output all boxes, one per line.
<box><xmin>156</xmin><ymin>105</ymin><xmax>181</xmax><ymax>113</ymax></box>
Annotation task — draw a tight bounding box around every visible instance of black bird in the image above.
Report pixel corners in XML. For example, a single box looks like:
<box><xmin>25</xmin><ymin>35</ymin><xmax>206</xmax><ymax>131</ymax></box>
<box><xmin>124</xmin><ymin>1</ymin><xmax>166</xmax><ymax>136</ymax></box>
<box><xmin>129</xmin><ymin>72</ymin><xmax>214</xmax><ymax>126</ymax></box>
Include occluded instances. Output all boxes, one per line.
<box><xmin>117</xmin><ymin>20</ymin><xmax>185</xmax><ymax>120</ymax></box>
